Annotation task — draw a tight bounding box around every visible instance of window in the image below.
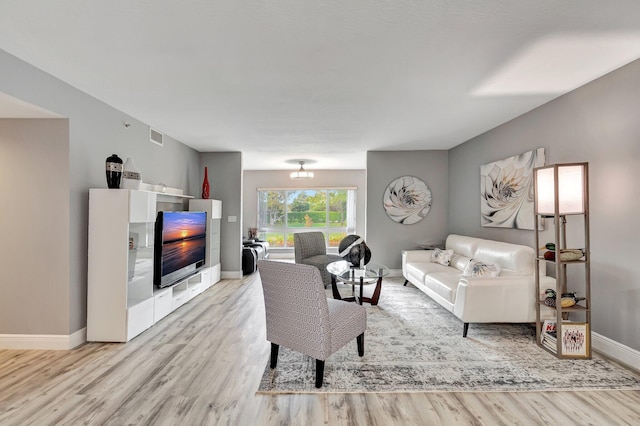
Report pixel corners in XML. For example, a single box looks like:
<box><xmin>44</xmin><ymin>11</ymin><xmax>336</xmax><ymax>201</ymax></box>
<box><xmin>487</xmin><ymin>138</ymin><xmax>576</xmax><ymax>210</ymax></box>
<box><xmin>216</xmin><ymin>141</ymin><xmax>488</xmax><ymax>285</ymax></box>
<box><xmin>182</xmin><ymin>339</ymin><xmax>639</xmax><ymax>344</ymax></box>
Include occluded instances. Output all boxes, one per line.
<box><xmin>257</xmin><ymin>188</ymin><xmax>356</xmax><ymax>248</ymax></box>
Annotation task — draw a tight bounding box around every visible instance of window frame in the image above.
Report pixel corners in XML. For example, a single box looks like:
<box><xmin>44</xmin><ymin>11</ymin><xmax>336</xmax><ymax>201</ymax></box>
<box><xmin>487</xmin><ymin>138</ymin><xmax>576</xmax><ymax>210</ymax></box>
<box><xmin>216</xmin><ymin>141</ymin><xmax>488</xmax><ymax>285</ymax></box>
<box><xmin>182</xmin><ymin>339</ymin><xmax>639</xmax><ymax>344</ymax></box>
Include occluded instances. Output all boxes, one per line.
<box><xmin>257</xmin><ymin>187</ymin><xmax>357</xmax><ymax>249</ymax></box>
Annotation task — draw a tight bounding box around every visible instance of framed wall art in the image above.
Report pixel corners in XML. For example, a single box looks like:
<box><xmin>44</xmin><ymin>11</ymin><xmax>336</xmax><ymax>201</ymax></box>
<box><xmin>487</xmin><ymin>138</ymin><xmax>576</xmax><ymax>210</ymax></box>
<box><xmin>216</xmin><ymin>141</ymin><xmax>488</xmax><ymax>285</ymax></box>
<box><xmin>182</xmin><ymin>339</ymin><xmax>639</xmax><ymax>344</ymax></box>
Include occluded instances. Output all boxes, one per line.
<box><xmin>480</xmin><ymin>148</ymin><xmax>545</xmax><ymax>230</ymax></box>
<box><xmin>383</xmin><ymin>176</ymin><xmax>432</xmax><ymax>224</ymax></box>
<box><xmin>561</xmin><ymin>322</ymin><xmax>590</xmax><ymax>358</ymax></box>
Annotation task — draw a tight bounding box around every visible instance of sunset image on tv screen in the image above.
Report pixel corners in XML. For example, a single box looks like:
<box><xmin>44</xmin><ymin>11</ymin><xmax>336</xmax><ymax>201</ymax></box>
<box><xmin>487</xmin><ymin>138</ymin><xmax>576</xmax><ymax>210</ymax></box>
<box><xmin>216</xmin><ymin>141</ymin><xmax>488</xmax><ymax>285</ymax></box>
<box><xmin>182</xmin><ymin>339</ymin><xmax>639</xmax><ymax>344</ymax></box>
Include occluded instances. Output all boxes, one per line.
<box><xmin>162</xmin><ymin>212</ymin><xmax>207</xmax><ymax>243</ymax></box>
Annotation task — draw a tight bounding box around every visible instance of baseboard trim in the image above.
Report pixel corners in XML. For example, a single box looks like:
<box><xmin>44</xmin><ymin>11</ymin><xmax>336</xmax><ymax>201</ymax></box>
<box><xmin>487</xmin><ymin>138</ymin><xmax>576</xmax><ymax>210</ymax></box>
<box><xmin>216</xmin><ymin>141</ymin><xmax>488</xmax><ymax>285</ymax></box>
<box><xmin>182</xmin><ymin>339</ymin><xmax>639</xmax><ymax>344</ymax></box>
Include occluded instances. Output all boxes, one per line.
<box><xmin>593</xmin><ymin>332</ymin><xmax>640</xmax><ymax>371</ymax></box>
<box><xmin>222</xmin><ymin>270</ymin><xmax>243</xmax><ymax>279</ymax></box>
<box><xmin>70</xmin><ymin>327</ymin><xmax>87</xmax><ymax>348</ymax></box>
<box><xmin>0</xmin><ymin>327</ymin><xmax>87</xmax><ymax>350</ymax></box>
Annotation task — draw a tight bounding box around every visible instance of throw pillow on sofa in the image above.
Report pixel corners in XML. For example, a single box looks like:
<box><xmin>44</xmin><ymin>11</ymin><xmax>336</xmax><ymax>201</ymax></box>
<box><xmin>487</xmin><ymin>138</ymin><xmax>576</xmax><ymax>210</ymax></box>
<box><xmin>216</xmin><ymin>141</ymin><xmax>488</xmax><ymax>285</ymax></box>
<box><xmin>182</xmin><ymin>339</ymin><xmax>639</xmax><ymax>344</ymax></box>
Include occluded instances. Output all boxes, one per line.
<box><xmin>462</xmin><ymin>260</ymin><xmax>501</xmax><ymax>277</ymax></box>
<box><xmin>431</xmin><ymin>248</ymin><xmax>454</xmax><ymax>266</ymax></box>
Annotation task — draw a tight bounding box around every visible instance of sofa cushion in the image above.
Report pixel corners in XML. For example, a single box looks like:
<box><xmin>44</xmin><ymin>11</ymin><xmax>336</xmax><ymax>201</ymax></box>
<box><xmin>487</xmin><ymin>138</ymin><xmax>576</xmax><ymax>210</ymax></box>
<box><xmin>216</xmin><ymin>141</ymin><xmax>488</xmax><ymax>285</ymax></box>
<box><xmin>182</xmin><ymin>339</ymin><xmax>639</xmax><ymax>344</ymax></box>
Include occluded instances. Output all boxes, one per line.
<box><xmin>473</xmin><ymin>240</ymin><xmax>534</xmax><ymax>276</ymax></box>
<box><xmin>446</xmin><ymin>234</ymin><xmax>481</xmax><ymax>258</ymax></box>
<box><xmin>301</xmin><ymin>253</ymin><xmax>344</xmax><ymax>287</ymax></box>
<box><xmin>405</xmin><ymin>261</ymin><xmax>452</xmax><ymax>284</ymax></box>
<box><xmin>462</xmin><ymin>260</ymin><xmax>501</xmax><ymax>277</ymax></box>
<box><xmin>431</xmin><ymin>248</ymin><xmax>454</xmax><ymax>266</ymax></box>
<box><xmin>424</xmin><ymin>272</ymin><xmax>461</xmax><ymax>304</ymax></box>
<box><xmin>450</xmin><ymin>254</ymin><xmax>472</xmax><ymax>271</ymax></box>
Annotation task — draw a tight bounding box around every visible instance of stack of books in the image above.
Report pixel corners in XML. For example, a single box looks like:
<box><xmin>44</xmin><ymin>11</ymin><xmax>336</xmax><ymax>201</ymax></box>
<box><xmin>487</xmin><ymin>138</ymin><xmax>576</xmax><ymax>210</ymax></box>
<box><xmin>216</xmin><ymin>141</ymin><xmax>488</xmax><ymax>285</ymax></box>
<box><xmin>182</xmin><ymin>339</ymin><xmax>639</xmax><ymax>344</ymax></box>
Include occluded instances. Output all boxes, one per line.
<box><xmin>540</xmin><ymin>320</ymin><xmax>557</xmax><ymax>353</ymax></box>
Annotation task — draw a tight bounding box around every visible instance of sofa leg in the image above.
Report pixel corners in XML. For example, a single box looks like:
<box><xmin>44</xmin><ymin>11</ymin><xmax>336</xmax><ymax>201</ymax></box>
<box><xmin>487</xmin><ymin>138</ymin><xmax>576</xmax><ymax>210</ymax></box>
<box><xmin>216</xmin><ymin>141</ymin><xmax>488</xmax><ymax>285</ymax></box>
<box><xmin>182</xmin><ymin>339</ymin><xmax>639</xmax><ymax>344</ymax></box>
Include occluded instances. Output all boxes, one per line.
<box><xmin>315</xmin><ymin>359</ymin><xmax>325</xmax><ymax>388</ymax></box>
<box><xmin>357</xmin><ymin>333</ymin><xmax>365</xmax><ymax>356</ymax></box>
<box><xmin>270</xmin><ymin>343</ymin><xmax>279</xmax><ymax>368</ymax></box>
<box><xmin>403</xmin><ymin>279</ymin><xmax>408</xmax><ymax>286</ymax></box>
<box><xmin>463</xmin><ymin>323</ymin><xmax>469</xmax><ymax>338</ymax></box>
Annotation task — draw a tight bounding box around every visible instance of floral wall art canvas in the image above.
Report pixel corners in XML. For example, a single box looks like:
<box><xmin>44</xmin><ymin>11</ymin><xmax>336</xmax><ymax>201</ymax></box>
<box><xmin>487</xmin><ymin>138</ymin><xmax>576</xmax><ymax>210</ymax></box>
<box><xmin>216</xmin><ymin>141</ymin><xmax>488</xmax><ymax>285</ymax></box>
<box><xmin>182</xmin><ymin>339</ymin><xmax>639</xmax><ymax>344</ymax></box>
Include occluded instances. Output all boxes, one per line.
<box><xmin>383</xmin><ymin>176</ymin><xmax>432</xmax><ymax>224</ymax></box>
<box><xmin>480</xmin><ymin>148</ymin><xmax>545</xmax><ymax>229</ymax></box>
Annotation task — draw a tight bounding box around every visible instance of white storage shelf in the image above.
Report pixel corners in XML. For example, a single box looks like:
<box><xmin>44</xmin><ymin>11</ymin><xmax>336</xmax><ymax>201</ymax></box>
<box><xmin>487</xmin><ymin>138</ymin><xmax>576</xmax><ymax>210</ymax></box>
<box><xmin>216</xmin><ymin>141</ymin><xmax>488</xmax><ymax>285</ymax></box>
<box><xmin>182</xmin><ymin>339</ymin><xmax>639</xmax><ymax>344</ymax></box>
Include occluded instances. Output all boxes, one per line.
<box><xmin>87</xmin><ymin>189</ymin><xmax>222</xmax><ymax>342</ymax></box>
<box><xmin>189</xmin><ymin>199</ymin><xmax>222</xmax><ymax>288</ymax></box>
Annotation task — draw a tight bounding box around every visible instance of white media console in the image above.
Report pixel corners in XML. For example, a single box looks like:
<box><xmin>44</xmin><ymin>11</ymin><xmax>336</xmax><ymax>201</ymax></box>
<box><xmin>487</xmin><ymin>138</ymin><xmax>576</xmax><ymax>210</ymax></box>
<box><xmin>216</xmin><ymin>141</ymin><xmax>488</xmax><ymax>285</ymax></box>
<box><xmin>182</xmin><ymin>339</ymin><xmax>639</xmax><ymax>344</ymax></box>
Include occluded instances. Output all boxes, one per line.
<box><xmin>87</xmin><ymin>189</ymin><xmax>222</xmax><ymax>342</ymax></box>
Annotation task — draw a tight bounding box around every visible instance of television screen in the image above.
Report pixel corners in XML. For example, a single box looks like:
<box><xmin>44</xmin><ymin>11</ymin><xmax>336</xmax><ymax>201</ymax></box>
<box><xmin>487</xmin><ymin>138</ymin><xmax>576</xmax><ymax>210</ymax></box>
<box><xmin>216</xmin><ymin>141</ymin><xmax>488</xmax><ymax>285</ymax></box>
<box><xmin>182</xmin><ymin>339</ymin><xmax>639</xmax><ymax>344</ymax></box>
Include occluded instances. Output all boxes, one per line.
<box><xmin>154</xmin><ymin>211</ymin><xmax>207</xmax><ymax>288</ymax></box>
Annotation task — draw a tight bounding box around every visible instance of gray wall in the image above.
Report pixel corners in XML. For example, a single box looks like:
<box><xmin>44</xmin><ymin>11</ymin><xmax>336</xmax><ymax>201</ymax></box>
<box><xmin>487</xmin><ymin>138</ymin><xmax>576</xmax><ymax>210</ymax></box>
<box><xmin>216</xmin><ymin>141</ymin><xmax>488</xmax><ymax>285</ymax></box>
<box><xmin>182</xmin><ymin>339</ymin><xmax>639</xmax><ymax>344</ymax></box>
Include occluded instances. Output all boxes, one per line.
<box><xmin>200</xmin><ymin>152</ymin><xmax>243</xmax><ymax>276</ymax></box>
<box><xmin>242</xmin><ymin>169</ymin><xmax>367</xmax><ymax>250</ymax></box>
<box><xmin>0</xmin><ymin>119</ymin><xmax>70</xmax><ymax>334</ymax></box>
<box><xmin>449</xmin><ymin>59</ymin><xmax>640</xmax><ymax>351</ymax></box>
<box><xmin>366</xmin><ymin>151</ymin><xmax>449</xmax><ymax>269</ymax></box>
<box><xmin>0</xmin><ymin>49</ymin><xmax>200</xmax><ymax>336</ymax></box>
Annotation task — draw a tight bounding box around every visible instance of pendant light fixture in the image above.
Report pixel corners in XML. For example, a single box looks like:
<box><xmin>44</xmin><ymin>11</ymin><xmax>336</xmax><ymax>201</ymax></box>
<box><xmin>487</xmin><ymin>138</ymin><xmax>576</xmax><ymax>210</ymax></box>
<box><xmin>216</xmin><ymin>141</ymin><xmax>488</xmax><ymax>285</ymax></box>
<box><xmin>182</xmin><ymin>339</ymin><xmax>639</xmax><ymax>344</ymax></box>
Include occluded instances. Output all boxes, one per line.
<box><xmin>290</xmin><ymin>160</ymin><xmax>314</xmax><ymax>180</ymax></box>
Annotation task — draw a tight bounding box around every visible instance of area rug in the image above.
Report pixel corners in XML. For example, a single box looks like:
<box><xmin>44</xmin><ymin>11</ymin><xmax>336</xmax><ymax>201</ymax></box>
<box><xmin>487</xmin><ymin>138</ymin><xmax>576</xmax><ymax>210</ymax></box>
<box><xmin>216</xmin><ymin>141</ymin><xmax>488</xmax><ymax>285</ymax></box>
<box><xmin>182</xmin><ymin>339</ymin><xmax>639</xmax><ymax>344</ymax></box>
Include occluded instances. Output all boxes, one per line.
<box><xmin>257</xmin><ymin>279</ymin><xmax>640</xmax><ymax>393</ymax></box>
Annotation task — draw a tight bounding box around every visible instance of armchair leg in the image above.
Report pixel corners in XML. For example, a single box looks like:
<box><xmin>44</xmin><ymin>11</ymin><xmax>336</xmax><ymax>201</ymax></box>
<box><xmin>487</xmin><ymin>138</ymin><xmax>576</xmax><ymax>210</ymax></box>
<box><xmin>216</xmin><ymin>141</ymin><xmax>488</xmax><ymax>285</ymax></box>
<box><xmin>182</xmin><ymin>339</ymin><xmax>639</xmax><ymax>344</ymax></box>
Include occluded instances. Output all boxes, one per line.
<box><xmin>357</xmin><ymin>333</ymin><xmax>365</xmax><ymax>356</ymax></box>
<box><xmin>270</xmin><ymin>343</ymin><xmax>279</xmax><ymax>368</ymax></box>
<box><xmin>315</xmin><ymin>359</ymin><xmax>325</xmax><ymax>388</ymax></box>
<box><xmin>463</xmin><ymin>323</ymin><xmax>469</xmax><ymax>338</ymax></box>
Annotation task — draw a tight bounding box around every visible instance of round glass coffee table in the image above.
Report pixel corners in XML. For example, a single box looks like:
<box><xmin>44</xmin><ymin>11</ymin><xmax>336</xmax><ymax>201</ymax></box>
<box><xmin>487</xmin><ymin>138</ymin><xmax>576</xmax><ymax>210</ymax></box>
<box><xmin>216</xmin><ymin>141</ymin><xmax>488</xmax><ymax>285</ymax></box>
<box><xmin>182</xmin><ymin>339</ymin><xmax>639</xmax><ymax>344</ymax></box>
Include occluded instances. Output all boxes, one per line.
<box><xmin>326</xmin><ymin>260</ymin><xmax>389</xmax><ymax>305</ymax></box>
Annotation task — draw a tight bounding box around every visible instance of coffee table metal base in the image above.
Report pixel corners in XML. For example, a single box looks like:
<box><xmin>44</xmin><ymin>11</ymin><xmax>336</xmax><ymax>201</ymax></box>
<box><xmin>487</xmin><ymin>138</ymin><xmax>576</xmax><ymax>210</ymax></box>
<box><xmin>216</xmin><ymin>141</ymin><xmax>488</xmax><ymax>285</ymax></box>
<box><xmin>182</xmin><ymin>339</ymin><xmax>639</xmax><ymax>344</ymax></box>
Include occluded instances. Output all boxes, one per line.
<box><xmin>331</xmin><ymin>275</ymin><xmax>383</xmax><ymax>306</ymax></box>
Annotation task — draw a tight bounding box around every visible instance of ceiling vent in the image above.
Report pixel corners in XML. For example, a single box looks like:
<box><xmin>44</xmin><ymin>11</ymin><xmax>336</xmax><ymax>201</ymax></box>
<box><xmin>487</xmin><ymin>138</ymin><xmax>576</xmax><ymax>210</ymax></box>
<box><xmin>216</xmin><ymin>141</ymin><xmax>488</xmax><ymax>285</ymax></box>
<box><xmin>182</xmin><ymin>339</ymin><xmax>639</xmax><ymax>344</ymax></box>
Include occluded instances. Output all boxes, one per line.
<box><xmin>149</xmin><ymin>127</ymin><xmax>164</xmax><ymax>146</ymax></box>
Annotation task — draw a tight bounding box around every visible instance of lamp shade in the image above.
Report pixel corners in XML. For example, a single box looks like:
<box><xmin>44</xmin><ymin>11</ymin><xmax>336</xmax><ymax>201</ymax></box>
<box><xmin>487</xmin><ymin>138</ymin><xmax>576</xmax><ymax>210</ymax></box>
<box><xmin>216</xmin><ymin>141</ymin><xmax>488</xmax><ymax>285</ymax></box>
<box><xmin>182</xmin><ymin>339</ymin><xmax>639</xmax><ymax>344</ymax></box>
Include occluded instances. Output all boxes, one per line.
<box><xmin>289</xmin><ymin>161</ymin><xmax>314</xmax><ymax>180</ymax></box>
<box><xmin>289</xmin><ymin>169</ymin><xmax>314</xmax><ymax>179</ymax></box>
<box><xmin>535</xmin><ymin>163</ymin><xmax>587</xmax><ymax>215</ymax></box>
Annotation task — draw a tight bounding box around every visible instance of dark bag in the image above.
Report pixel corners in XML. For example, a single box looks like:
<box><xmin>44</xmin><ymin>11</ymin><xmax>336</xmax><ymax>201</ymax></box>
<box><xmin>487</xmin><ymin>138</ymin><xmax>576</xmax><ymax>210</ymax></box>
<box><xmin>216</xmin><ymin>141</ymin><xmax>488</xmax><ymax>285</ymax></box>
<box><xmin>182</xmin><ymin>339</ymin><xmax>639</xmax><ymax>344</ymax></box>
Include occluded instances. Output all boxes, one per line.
<box><xmin>242</xmin><ymin>247</ymin><xmax>257</xmax><ymax>275</ymax></box>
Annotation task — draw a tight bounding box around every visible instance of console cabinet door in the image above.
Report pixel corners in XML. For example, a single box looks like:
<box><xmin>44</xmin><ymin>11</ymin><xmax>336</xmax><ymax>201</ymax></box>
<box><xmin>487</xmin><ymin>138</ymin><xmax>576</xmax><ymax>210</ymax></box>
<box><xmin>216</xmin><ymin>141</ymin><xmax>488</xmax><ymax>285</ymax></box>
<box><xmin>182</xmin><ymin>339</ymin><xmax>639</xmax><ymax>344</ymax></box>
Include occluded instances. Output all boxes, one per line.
<box><xmin>127</xmin><ymin>298</ymin><xmax>154</xmax><ymax>340</ymax></box>
<box><xmin>189</xmin><ymin>199</ymin><xmax>222</xmax><ymax>287</ymax></box>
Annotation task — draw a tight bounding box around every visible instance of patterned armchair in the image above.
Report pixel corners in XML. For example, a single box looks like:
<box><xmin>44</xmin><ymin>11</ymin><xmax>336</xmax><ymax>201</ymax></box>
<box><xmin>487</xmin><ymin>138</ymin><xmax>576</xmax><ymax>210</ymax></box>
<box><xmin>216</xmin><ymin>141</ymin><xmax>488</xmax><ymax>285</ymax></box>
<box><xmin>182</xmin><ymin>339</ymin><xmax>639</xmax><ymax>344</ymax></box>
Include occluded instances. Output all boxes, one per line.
<box><xmin>257</xmin><ymin>260</ymin><xmax>366</xmax><ymax>388</ymax></box>
<box><xmin>293</xmin><ymin>232</ymin><xmax>343</xmax><ymax>287</ymax></box>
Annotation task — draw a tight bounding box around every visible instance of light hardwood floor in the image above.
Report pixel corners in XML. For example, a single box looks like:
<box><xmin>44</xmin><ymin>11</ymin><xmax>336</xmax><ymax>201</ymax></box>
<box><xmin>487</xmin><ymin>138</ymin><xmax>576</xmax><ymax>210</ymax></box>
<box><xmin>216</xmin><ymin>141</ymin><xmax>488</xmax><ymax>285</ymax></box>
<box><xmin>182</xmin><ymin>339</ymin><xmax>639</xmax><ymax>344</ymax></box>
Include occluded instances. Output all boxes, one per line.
<box><xmin>1</xmin><ymin>273</ymin><xmax>639</xmax><ymax>425</ymax></box>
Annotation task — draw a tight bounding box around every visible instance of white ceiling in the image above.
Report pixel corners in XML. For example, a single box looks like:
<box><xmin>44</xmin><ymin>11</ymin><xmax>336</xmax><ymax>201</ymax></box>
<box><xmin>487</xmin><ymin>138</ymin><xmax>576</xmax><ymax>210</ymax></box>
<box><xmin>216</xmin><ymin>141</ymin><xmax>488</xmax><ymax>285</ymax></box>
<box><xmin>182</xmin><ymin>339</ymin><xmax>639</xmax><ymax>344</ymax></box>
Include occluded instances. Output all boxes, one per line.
<box><xmin>2</xmin><ymin>1</ymin><xmax>640</xmax><ymax>170</ymax></box>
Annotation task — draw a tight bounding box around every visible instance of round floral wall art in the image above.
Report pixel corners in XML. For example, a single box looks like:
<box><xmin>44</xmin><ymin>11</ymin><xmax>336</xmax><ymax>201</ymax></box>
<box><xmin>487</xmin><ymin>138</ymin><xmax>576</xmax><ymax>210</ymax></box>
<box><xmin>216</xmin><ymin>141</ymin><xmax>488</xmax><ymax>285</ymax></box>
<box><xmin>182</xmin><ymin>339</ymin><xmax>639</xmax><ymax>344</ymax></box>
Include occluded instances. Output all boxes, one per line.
<box><xmin>383</xmin><ymin>176</ymin><xmax>432</xmax><ymax>224</ymax></box>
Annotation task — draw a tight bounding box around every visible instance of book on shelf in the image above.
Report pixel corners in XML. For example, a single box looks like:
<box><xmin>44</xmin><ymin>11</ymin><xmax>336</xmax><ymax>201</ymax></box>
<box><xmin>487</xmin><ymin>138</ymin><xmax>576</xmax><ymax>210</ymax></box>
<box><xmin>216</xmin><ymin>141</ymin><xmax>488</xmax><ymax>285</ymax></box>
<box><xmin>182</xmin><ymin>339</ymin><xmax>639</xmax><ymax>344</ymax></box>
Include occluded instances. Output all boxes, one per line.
<box><xmin>541</xmin><ymin>328</ymin><xmax>557</xmax><ymax>353</ymax></box>
<box><xmin>544</xmin><ymin>331</ymin><xmax>557</xmax><ymax>343</ymax></box>
<box><xmin>540</xmin><ymin>320</ymin><xmax>556</xmax><ymax>343</ymax></box>
<box><xmin>539</xmin><ymin>320</ymin><xmax>572</xmax><ymax>342</ymax></box>
<box><xmin>543</xmin><ymin>337</ymin><xmax>557</xmax><ymax>354</ymax></box>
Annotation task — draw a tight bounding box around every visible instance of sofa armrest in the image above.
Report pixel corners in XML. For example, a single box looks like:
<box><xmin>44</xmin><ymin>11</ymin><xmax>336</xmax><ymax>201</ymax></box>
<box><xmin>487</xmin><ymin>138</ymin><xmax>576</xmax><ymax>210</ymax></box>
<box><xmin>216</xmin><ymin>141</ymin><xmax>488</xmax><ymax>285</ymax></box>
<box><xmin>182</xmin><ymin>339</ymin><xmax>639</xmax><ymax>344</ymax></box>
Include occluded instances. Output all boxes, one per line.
<box><xmin>401</xmin><ymin>250</ymin><xmax>434</xmax><ymax>276</ymax></box>
<box><xmin>453</xmin><ymin>276</ymin><xmax>537</xmax><ymax>323</ymax></box>
<box><xmin>402</xmin><ymin>249</ymin><xmax>433</xmax><ymax>264</ymax></box>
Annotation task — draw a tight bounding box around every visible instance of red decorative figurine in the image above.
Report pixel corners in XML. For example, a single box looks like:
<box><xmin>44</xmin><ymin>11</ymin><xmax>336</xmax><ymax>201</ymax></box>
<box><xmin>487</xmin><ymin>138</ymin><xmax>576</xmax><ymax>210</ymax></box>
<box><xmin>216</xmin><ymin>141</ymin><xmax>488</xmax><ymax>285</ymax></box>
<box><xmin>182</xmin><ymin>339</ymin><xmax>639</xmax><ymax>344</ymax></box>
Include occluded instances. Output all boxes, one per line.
<box><xmin>201</xmin><ymin>166</ymin><xmax>210</xmax><ymax>199</ymax></box>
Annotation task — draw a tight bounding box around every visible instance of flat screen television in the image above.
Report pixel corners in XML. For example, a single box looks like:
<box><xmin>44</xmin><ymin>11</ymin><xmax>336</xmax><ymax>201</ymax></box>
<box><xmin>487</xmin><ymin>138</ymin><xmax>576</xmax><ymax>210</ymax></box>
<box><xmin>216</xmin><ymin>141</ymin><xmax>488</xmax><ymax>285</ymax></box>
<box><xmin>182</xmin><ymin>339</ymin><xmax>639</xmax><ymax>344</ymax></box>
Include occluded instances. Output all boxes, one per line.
<box><xmin>153</xmin><ymin>211</ymin><xmax>207</xmax><ymax>288</ymax></box>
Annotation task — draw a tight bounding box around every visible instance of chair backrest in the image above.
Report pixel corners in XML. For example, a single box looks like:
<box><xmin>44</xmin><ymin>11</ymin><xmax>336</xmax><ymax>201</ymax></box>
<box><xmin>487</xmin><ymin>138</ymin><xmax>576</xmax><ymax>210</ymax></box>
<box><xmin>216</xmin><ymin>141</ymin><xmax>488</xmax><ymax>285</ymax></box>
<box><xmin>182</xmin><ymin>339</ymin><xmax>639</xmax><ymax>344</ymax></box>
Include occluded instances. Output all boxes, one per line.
<box><xmin>257</xmin><ymin>260</ymin><xmax>332</xmax><ymax>360</ymax></box>
<box><xmin>293</xmin><ymin>232</ymin><xmax>327</xmax><ymax>263</ymax></box>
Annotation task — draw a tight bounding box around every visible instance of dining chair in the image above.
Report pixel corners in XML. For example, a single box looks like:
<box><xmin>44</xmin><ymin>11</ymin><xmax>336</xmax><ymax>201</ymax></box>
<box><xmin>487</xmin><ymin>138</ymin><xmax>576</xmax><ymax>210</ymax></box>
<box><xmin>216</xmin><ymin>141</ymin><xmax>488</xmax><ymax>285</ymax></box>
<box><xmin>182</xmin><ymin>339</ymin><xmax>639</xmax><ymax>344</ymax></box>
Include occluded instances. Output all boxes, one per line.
<box><xmin>257</xmin><ymin>260</ymin><xmax>366</xmax><ymax>388</ymax></box>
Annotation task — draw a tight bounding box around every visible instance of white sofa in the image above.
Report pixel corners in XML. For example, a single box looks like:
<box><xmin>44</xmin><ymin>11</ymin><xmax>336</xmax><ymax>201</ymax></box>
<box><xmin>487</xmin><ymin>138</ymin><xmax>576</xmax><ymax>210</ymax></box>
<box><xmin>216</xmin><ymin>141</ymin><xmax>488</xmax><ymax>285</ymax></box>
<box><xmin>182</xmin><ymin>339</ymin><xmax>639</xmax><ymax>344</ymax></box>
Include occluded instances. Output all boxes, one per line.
<box><xmin>402</xmin><ymin>234</ymin><xmax>554</xmax><ymax>337</ymax></box>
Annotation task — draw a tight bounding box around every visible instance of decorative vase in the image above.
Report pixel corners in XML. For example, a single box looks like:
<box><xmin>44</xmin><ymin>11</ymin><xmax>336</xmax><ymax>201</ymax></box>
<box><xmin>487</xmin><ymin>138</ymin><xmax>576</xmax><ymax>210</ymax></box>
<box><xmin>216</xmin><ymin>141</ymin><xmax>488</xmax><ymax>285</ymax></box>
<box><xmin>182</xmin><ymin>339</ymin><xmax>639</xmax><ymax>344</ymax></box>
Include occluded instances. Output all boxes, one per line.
<box><xmin>202</xmin><ymin>166</ymin><xmax>210</xmax><ymax>199</ymax></box>
<box><xmin>105</xmin><ymin>154</ymin><xmax>123</xmax><ymax>188</ymax></box>
<box><xmin>121</xmin><ymin>157</ymin><xmax>142</xmax><ymax>189</ymax></box>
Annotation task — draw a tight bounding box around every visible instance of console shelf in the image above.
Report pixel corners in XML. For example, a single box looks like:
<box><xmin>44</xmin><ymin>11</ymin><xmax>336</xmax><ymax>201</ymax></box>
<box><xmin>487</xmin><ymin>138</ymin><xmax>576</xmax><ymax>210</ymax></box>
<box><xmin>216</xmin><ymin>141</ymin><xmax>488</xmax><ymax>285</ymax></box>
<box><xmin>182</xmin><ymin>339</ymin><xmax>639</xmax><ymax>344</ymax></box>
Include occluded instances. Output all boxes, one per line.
<box><xmin>87</xmin><ymin>189</ymin><xmax>221</xmax><ymax>342</ymax></box>
<box><xmin>533</xmin><ymin>163</ymin><xmax>591</xmax><ymax>359</ymax></box>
